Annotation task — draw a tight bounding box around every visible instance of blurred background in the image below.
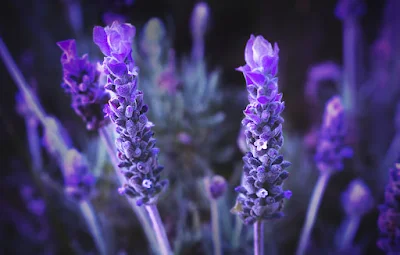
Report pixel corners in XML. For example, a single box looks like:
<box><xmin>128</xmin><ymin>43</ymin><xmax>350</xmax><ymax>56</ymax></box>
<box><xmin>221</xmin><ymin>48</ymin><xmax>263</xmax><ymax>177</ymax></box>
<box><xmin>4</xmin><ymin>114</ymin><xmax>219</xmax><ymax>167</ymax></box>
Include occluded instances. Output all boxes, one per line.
<box><xmin>0</xmin><ymin>0</ymin><xmax>397</xmax><ymax>254</ymax></box>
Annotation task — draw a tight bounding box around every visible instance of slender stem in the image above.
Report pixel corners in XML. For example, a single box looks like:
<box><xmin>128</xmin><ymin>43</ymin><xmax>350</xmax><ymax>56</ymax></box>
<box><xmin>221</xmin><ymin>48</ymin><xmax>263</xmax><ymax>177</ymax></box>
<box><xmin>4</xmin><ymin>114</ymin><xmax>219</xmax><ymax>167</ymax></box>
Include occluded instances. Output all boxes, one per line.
<box><xmin>79</xmin><ymin>200</ymin><xmax>108</xmax><ymax>255</ymax></box>
<box><xmin>254</xmin><ymin>220</ymin><xmax>264</xmax><ymax>255</ymax></box>
<box><xmin>342</xmin><ymin>17</ymin><xmax>357</xmax><ymax>115</ymax></box>
<box><xmin>211</xmin><ymin>199</ymin><xmax>222</xmax><ymax>255</ymax></box>
<box><xmin>99</xmin><ymin>126</ymin><xmax>158</xmax><ymax>254</ymax></box>
<box><xmin>0</xmin><ymin>38</ymin><xmax>46</xmax><ymax>123</ymax></box>
<box><xmin>145</xmin><ymin>204</ymin><xmax>173</xmax><ymax>255</ymax></box>
<box><xmin>296</xmin><ymin>172</ymin><xmax>331</xmax><ymax>255</ymax></box>
<box><xmin>93</xmin><ymin>137</ymin><xmax>107</xmax><ymax>177</ymax></box>
<box><xmin>0</xmin><ymin>38</ymin><xmax>69</xmax><ymax>156</ymax></box>
<box><xmin>26</xmin><ymin>117</ymin><xmax>43</xmax><ymax>173</ymax></box>
<box><xmin>232</xmin><ymin>215</ymin><xmax>243</xmax><ymax>249</ymax></box>
<box><xmin>337</xmin><ymin>215</ymin><xmax>361</xmax><ymax>250</ymax></box>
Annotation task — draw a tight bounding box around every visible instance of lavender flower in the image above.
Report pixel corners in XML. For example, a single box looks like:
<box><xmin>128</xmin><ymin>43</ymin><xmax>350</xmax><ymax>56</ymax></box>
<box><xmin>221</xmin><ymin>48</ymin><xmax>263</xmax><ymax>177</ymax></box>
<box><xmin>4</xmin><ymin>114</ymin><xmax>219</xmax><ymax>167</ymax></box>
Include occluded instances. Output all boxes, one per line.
<box><xmin>57</xmin><ymin>39</ymin><xmax>110</xmax><ymax>130</ymax></box>
<box><xmin>63</xmin><ymin>149</ymin><xmax>95</xmax><ymax>200</ymax></box>
<box><xmin>335</xmin><ymin>179</ymin><xmax>374</xmax><ymax>250</ymax></box>
<box><xmin>234</xmin><ymin>35</ymin><xmax>291</xmax><ymax>225</ymax></box>
<box><xmin>377</xmin><ymin>160</ymin><xmax>400</xmax><ymax>253</ymax></box>
<box><xmin>206</xmin><ymin>175</ymin><xmax>227</xmax><ymax>200</ymax></box>
<box><xmin>315</xmin><ymin>96</ymin><xmax>353</xmax><ymax>173</ymax></box>
<box><xmin>93</xmin><ymin>21</ymin><xmax>168</xmax><ymax>206</ymax></box>
<box><xmin>341</xmin><ymin>179</ymin><xmax>373</xmax><ymax>217</ymax></box>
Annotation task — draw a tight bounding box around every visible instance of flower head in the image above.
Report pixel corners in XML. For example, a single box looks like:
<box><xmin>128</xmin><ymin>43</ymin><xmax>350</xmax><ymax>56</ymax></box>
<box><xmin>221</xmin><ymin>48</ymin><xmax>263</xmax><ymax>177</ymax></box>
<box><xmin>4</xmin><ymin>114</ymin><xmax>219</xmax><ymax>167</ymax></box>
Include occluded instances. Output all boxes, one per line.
<box><xmin>93</xmin><ymin>21</ymin><xmax>135</xmax><ymax>61</ymax></box>
<box><xmin>377</xmin><ymin>160</ymin><xmax>400</xmax><ymax>253</ymax></box>
<box><xmin>341</xmin><ymin>179</ymin><xmax>373</xmax><ymax>216</ymax></box>
<box><xmin>57</xmin><ymin>39</ymin><xmax>110</xmax><ymax>130</ymax></box>
<box><xmin>205</xmin><ymin>175</ymin><xmax>227</xmax><ymax>200</ymax></box>
<box><xmin>93</xmin><ymin>22</ymin><xmax>168</xmax><ymax>205</ymax></box>
<box><xmin>233</xmin><ymin>35</ymin><xmax>291</xmax><ymax>224</ymax></box>
<box><xmin>315</xmin><ymin>96</ymin><xmax>353</xmax><ymax>174</ymax></box>
<box><xmin>237</xmin><ymin>35</ymin><xmax>279</xmax><ymax>86</ymax></box>
<box><xmin>63</xmin><ymin>149</ymin><xmax>95</xmax><ymax>200</ymax></box>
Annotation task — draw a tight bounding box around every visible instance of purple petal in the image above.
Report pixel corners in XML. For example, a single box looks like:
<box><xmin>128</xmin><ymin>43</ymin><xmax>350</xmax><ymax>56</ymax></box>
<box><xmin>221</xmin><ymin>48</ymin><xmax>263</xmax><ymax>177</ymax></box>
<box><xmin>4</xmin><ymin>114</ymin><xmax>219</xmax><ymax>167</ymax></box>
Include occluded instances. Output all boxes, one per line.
<box><xmin>57</xmin><ymin>39</ymin><xmax>77</xmax><ymax>57</ymax></box>
<box><xmin>93</xmin><ymin>26</ymin><xmax>111</xmax><ymax>56</ymax></box>
<box><xmin>245</xmin><ymin>71</ymin><xmax>266</xmax><ymax>86</ymax></box>
<box><xmin>107</xmin><ymin>62</ymin><xmax>127</xmax><ymax>77</ymax></box>
<box><xmin>244</xmin><ymin>34</ymin><xmax>256</xmax><ymax>69</ymax></box>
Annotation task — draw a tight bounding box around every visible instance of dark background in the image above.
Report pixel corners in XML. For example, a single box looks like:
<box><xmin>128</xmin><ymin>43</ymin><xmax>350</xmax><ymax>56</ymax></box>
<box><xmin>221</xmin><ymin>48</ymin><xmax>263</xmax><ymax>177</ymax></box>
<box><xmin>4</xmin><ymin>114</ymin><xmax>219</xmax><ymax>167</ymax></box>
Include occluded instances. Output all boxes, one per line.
<box><xmin>0</xmin><ymin>0</ymin><xmax>386</xmax><ymax>254</ymax></box>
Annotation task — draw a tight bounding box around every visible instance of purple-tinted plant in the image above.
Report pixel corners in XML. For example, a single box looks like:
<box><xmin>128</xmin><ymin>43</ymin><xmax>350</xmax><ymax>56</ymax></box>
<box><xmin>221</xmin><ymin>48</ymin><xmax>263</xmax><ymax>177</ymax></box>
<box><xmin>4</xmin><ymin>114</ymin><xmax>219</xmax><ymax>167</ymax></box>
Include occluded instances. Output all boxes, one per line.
<box><xmin>132</xmin><ymin>6</ymin><xmax>230</xmax><ymax>252</ymax></box>
<box><xmin>93</xmin><ymin>21</ymin><xmax>172</xmax><ymax>255</ymax></box>
<box><xmin>296</xmin><ymin>95</ymin><xmax>353</xmax><ymax>255</ymax></box>
<box><xmin>336</xmin><ymin>179</ymin><xmax>373</xmax><ymax>251</ymax></box>
<box><xmin>61</xmin><ymin>0</ymin><xmax>83</xmax><ymax>37</ymax></box>
<box><xmin>57</xmin><ymin>37</ymin><xmax>158</xmax><ymax>253</ymax></box>
<box><xmin>0</xmin><ymin>38</ymin><xmax>110</xmax><ymax>255</ymax></box>
<box><xmin>16</xmin><ymin>91</ymin><xmax>43</xmax><ymax>174</ymax></box>
<box><xmin>233</xmin><ymin>34</ymin><xmax>292</xmax><ymax>255</ymax></box>
<box><xmin>204</xmin><ymin>175</ymin><xmax>227</xmax><ymax>255</ymax></box>
<box><xmin>58</xmin><ymin>39</ymin><xmax>110</xmax><ymax>131</ymax></box>
<box><xmin>335</xmin><ymin>0</ymin><xmax>365</xmax><ymax>120</ymax></box>
<box><xmin>190</xmin><ymin>2</ymin><xmax>209</xmax><ymax>62</ymax></box>
<box><xmin>377</xmin><ymin>160</ymin><xmax>400</xmax><ymax>253</ymax></box>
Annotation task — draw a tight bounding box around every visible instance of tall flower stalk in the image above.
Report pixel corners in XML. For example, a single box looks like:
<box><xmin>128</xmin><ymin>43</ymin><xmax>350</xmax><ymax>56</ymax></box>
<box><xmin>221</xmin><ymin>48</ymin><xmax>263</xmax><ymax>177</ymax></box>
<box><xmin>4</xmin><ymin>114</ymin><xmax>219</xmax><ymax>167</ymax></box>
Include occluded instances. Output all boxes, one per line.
<box><xmin>377</xmin><ymin>160</ymin><xmax>400</xmax><ymax>253</ymax></box>
<box><xmin>296</xmin><ymin>96</ymin><xmax>353</xmax><ymax>255</ymax></box>
<box><xmin>336</xmin><ymin>179</ymin><xmax>373</xmax><ymax>250</ymax></box>
<box><xmin>16</xmin><ymin>92</ymin><xmax>43</xmax><ymax>174</ymax></box>
<box><xmin>205</xmin><ymin>175</ymin><xmax>227</xmax><ymax>255</ymax></box>
<box><xmin>335</xmin><ymin>0</ymin><xmax>365</xmax><ymax>139</ymax></box>
<box><xmin>57</xmin><ymin>38</ymin><xmax>158</xmax><ymax>253</ymax></box>
<box><xmin>93</xmin><ymin>21</ymin><xmax>172</xmax><ymax>255</ymax></box>
<box><xmin>233</xmin><ymin>35</ymin><xmax>292</xmax><ymax>255</ymax></box>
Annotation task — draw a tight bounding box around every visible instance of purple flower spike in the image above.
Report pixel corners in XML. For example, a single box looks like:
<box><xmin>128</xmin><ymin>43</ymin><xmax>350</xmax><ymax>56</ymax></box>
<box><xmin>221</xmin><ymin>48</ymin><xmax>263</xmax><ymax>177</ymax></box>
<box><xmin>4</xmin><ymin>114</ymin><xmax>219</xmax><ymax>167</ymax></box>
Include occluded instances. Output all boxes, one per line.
<box><xmin>234</xmin><ymin>35</ymin><xmax>291</xmax><ymax>224</ymax></box>
<box><xmin>93</xmin><ymin>22</ymin><xmax>168</xmax><ymax>205</ymax></box>
<box><xmin>57</xmin><ymin>39</ymin><xmax>110</xmax><ymax>130</ymax></box>
<box><xmin>341</xmin><ymin>179</ymin><xmax>373</xmax><ymax>216</ymax></box>
<box><xmin>377</xmin><ymin>160</ymin><xmax>400</xmax><ymax>253</ymax></box>
<box><xmin>315</xmin><ymin>96</ymin><xmax>353</xmax><ymax>174</ymax></box>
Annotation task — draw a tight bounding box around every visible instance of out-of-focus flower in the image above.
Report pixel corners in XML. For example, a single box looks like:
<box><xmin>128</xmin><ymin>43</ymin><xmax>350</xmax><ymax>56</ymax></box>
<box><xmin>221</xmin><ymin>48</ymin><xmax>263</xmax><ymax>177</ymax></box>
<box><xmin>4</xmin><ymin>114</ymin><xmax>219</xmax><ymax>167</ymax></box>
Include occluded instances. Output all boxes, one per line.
<box><xmin>57</xmin><ymin>39</ymin><xmax>110</xmax><ymax>130</ymax></box>
<box><xmin>315</xmin><ymin>96</ymin><xmax>353</xmax><ymax>174</ymax></box>
<box><xmin>157</xmin><ymin>50</ymin><xmax>180</xmax><ymax>94</ymax></box>
<box><xmin>341</xmin><ymin>179</ymin><xmax>374</xmax><ymax>217</ymax></box>
<box><xmin>233</xmin><ymin>35</ymin><xmax>291</xmax><ymax>225</ymax></box>
<box><xmin>103</xmin><ymin>12</ymin><xmax>126</xmax><ymax>26</ymax></box>
<box><xmin>304</xmin><ymin>62</ymin><xmax>341</xmax><ymax>106</ymax></box>
<box><xmin>377</xmin><ymin>160</ymin><xmax>400</xmax><ymax>253</ymax></box>
<box><xmin>335</xmin><ymin>0</ymin><xmax>366</xmax><ymax>20</ymax></box>
<box><xmin>93</xmin><ymin>21</ymin><xmax>168</xmax><ymax>206</ymax></box>
<box><xmin>205</xmin><ymin>175</ymin><xmax>227</xmax><ymax>200</ymax></box>
<box><xmin>190</xmin><ymin>2</ymin><xmax>210</xmax><ymax>60</ymax></box>
<box><xmin>63</xmin><ymin>149</ymin><xmax>95</xmax><ymax>200</ymax></box>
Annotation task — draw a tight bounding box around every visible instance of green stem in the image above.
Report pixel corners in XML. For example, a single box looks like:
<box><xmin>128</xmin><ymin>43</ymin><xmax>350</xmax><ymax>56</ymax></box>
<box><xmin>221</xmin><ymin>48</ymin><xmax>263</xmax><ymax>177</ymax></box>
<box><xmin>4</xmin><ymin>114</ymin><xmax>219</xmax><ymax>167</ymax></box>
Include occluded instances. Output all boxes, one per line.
<box><xmin>254</xmin><ymin>220</ymin><xmax>264</xmax><ymax>255</ymax></box>
<box><xmin>211</xmin><ymin>199</ymin><xmax>222</xmax><ymax>255</ymax></box>
<box><xmin>145</xmin><ymin>204</ymin><xmax>173</xmax><ymax>255</ymax></box>
<box><xmin>99</xmin><ymin>127</ymin><xmax>158</xmax><ymax>254</ymax></box>
<box><xmin>336</xmin><ymin>215</ymin><xmax>360</xmax><ymax>250</ymax></box>
<box><xmin>79</xmin><ymin>201</ymin><xmax>108</xmax><ymax>255</ymax></box>
<box><xmin>296</xmin><ymin>172</ymin><xmax>331</xmax><ymax>255</ymax></box>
